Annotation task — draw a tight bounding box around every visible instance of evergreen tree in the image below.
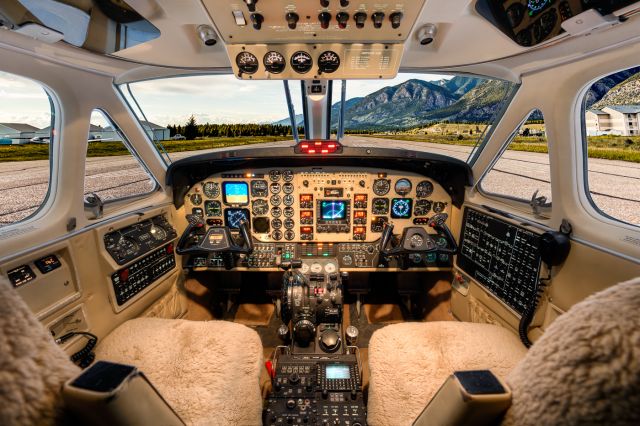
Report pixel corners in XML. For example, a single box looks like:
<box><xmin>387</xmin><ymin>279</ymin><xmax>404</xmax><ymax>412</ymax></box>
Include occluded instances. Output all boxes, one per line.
<box><xmin>184</xmin><ymin>115</ymin><xmax>198</xmax><ymax>140</ymax></box>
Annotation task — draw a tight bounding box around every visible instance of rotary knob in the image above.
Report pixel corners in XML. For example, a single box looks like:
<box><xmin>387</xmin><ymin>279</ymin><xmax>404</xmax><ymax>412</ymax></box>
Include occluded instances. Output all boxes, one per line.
<box><xmin>390</xmin><ymin>11</ymin><xmax>403</xmax><ymax>29</ymax></box>
<box><xmin>354</xmin><ymin>12</ymin><xmax>367</xmax><ymax>29</ymax></box>
<box><xmin>286</xmin><ymin>12</ymin><xmax>299</xmax><ymax>29</ymax></box>
<box><xmin>336</xmin><ymin>12</ymin><xmax>349</xmax><ymax>29</ymax></box>
<box><xmin>319</xmin><ymin>329</ymin><xmax>341</xmax><ymax>353</ymax></box>
<box><xmin>320</xmin><ymin>0</ymin><xmax>329</xmax><ymax>7</ymax></box>
<box><xmin>294</xmin><ymin>319</ymin><xmax>316</xmax><ymax>346</ymax></box>
<box><xmin>319</xmin><ymin>12</ymin><xmax>332</xmax><ymax>29</ymax></box>
<box><xmin>372</xmin><ymin>11</ymin><xmax>385</xmax><ymax>29</ymax></box>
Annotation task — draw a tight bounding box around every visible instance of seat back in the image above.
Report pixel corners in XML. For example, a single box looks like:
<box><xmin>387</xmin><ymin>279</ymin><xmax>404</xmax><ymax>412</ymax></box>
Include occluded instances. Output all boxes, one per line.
<box><xmin>503</xmin><ymin>277</ymin><xmax>640</xmax><ymax>425</ymax></box>
<box><xmin>0</xmin><ymin>275</ymin><xmax>80</xmax><ymax>425</ymax></box>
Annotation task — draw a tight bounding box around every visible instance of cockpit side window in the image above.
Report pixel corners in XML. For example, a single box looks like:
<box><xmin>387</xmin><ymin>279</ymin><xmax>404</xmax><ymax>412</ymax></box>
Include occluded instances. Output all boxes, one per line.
<box><xmin>582</xmin><ymin>66</ymin><xmax>640</xmax><ymax>228</ymax></box>
<box><xmin>479</xmin><ymin>109</ymin><xmax>552</xmax><ymax>211</ymax></box>
<box><xmin>0</xmin><ymin>71</ymin><xmax>55</xmax><ymax>228</ymax></box>
<box><xmin>82</xmin><ymin>110</ymin><xmax>157</xmax><ymax>206</ymax></box>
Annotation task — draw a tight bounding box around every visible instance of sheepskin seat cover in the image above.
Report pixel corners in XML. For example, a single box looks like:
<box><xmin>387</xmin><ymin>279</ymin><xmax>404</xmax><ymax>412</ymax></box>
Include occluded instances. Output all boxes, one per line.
<box><xmin>95</xmin><ymin>317</ymin><xmax>263</xmax><ymax>426</ymax></box>
<box><xmin>0</xmin><ymin>276</ymin><xmax>80</xmax><ymax>426</ymax></box>
<box><xmin>503</xmin><ymin>277</ymin><xmax>640</xmax><ymax>426</ymax></box>
<box><xmin>367</xmin><ymin>321</ymin><xmax>527</xmax><ymax>425</ymax></box>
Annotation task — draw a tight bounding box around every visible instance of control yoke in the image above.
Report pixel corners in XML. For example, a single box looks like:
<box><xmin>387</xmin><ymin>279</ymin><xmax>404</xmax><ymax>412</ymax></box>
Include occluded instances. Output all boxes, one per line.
<box><xmin>378</xmin><ymin>213</ymin><xmax>458</xmax><ymax>256</ymax></box>
<box><xmin>176</xmin><ymin>214</ymin><xmax>253</xmax><ymax>255</ymax></box>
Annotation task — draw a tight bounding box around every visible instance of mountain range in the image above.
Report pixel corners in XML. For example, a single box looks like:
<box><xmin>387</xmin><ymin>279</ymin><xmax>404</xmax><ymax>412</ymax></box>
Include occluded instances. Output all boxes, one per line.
<box><xmin>274</xmin><ymin>69</ymin><xmax>640</xmax><ymax>130</ymax></box>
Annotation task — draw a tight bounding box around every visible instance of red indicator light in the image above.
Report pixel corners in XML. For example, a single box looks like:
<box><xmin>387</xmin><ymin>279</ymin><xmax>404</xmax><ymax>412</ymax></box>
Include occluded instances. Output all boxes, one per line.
<box><xmin>354</xmin><ymin>227</ymin><xmax>366</xmax><ymax>234</ymax></box>
<box><xmin>354</xmin><ymin>211</ymin><xmax>366</xmax><ymax>219</ymax></box>
<box><xmin>355</xmin><ymin>194</ymin><xmax>367</xmax><ymax>202</ymax></box>
<box><xmin>296</xmin><ymin>140</ymin><xmax>342</xmax><ymax>154</ymax></box>
<box><xmin>301</xmin><ymin>226</ymin><xmax>313</xmax><ymax>234</ymax></box>
<box><xmin>301</xmin><ymin>211</ymin><xmax>313</xmax><ymax>218</ymax></box>
<box><xmin>300</xmin><ymin>194</ymin><xmax>313</xmax><ymax>202</ymax></box>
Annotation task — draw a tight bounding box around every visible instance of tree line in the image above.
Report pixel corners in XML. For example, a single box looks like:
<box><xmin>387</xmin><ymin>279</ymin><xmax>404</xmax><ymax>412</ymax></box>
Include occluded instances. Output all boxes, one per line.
<box><xmin>168</xmin><ymin>116</ymin><xmax>296</xmax><ymax>140</ymax></box>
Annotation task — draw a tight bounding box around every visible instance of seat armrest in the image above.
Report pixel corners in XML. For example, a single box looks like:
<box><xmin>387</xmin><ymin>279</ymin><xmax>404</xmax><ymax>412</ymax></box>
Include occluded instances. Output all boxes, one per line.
<box><xmin>413</xmin><ymin>370</ymin><xmax>512</xmax><ymax>426</ymax></box>
<box><xmin>62</xmin><ymin>361</ymin><xmax>185</xmax><ymax>426</ymax></box>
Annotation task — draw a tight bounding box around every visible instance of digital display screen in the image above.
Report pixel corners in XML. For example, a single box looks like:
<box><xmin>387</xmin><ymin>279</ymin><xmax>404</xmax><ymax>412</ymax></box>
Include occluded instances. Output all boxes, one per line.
<box><xmin>223</xmin><ymin>182</ymin><xmax>249</xmax><ymax>205</ymax></box>
<box><xmin>321</xmin><ymin>201</ymin><xmax>347</xmax><ymax>220</ymax></box>
<box><xmin>224</xmin><ymin>208</ymin><xmax>250</xmax><ymax>229</ymax></box>
<box><xmin>326</xmin><ymin>365</ymin><xmax>350</xmax><ymax>380</ymax></box>
<box><xmin>391</xmin><ymin>198</ymin><xmax>413</xmax><ymax>219</ymax></box>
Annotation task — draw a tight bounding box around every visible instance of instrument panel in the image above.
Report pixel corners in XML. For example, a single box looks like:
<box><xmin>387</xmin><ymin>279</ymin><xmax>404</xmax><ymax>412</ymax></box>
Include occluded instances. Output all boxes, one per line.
<box><xmin>183</xmin><ymin>167</ymin><xmax>452</xmax><ymax>245</ymax></box>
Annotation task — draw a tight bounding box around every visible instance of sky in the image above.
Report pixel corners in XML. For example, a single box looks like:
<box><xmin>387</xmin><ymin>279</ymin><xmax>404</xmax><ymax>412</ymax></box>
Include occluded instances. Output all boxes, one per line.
<box><xmin>0</xmin><ymin>71</ymin><xmax>451</xmax><ymax>129</ymax></box>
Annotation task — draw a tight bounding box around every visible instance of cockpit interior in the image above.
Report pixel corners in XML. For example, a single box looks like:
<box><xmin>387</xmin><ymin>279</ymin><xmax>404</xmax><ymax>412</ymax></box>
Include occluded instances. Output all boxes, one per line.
<box><xmin>0</xmin><ymin>0</ymin><xmax>639</xmax><ymax>425</ymax></box>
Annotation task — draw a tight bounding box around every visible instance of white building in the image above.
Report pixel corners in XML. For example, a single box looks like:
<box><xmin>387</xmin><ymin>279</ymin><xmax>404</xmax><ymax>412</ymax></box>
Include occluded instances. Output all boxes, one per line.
<box><xmin>0</xmin><ymin>123</ymin><xmax>40</xmax><ymax>144</ymax></box>
<box><xmin>586</xmin><ymin>105</ymin><xmax>640</xmax><ymax>136</ymax></box>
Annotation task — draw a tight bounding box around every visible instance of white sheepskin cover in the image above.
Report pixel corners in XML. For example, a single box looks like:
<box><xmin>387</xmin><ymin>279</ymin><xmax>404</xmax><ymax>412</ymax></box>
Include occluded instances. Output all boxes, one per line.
<box><xmin>367</xmin><ymin>321</ymin><xmax>527</xmax><ymax>426</ymax></box>
<box><xmin>503</xmin><ymin>277</ymin><xmax>640</xmax><ymax>426</ymax></box>
<box><xmin>0</xmin><ymin>276</ymin><xmax>80</xmax><ymax>426</ymax></box>
<box><xmin>95</xmin><ymin>317</ymin><xmax>264</xmax><ymax>426</ymax></box>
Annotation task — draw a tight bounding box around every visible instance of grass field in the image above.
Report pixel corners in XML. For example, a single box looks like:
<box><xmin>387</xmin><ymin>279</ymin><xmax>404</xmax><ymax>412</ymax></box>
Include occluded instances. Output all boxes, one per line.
<box><xmin>1</xmin><ymin>131</ymin><xmax>640</xmax><ymax>163</ymax></box>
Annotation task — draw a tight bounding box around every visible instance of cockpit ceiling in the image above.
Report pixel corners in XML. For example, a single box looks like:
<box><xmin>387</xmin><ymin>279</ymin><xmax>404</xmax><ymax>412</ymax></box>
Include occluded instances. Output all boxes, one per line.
<box><xmin>1</xmin><ymin>0</ymin><xmax>640</xmax><ymax>77</ymax></box>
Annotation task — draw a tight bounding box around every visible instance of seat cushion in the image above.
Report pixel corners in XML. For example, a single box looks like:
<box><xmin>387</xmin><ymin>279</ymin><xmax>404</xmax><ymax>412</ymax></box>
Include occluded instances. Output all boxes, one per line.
<box><xmin>0</xmin><ymin>276</ymin><xmax>80</xmax><ymax>426</ymax></box>
<box><xmin>503</xmin><ymin>277</ymin><xmax>640</xmax><ymax>426</ymax></box>
<box><xmin>367</xmin><ymin>321</ymin><xmax>526</xmax><ymax>426</ymax></box>
<box><xmin>95</xmin><ymin>318</ymin><xmax>263</xmax><ymax>426</ymax></box>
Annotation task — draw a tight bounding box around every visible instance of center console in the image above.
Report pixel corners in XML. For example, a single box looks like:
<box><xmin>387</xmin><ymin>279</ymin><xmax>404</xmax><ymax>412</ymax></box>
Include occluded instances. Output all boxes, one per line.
<box><xmin>264</xmin><ymin>259</ymin><xmax>367</xmax><ymax>425</ymax></box>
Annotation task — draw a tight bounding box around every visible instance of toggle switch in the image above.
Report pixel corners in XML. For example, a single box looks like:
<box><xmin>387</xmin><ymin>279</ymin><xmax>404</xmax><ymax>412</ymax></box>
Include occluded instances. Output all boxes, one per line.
<box><xmin>354</xmin><ymin>12</ymin><xmax>367</xmax><ymax>29</ymax></box>
<box><xmin>372</xmin><ymin>11</ymin><xmax>385</xmax><ymax>29</ymax></box>
<box><xmin>286</xmin><ymin>12</ymin><xmax>299</xmax><ymax>29</ymax></box>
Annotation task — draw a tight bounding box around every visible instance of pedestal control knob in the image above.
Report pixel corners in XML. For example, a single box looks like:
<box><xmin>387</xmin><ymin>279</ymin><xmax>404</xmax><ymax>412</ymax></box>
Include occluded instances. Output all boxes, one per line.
<box><xmin>286</xmin><ymin>12</ymin><xmax>299</xmax><ymax>29</ymax></box>
<box><xmin>277</xmin><ymin>323</ymin><xmax>290</xmax><ymax>342</ymax></box>
<box><xmin>336</xmin><ymin>12</ymin><xmax>349</xmax><ymax>29</ymax></box>
<box><xmin>294</xmin><ymin>319</ymin><xmax>316</xmax><ymax>346</ymax></box>
<box><xmin>244</xmin><ymin>0</ymin><xmax>258</xmax><ymax>12</ymax></box>
<box><xmin>286</xmin><ymin>399</ymin><xmax>296</xmax><ymax>409</ymax></box>
<box><xmin>250</xmin><ymin>13</ymin><xmax>264</xmax><ymax>30</ymax></box>
<box><xmin>319</xmin><ymin>329</ymin><xmax>341</xmax><ymax>353</ymax></box>
<box><xmin>372</xmin><ymin>12</ymin><xmax>385</xmax><ymax>29</ymax></box>
<box><xmin>346</xmin><ymin>325</ymin><xmax>359</xmax><ymax>346</ymax></box>
<box><xmin>319</xmin><ymin>12</ymin><xmax>332</xmax><ymax>29</ymax></box>
<box><xmin>354</xmin><ymin>12</ymin><xmax>367</xmax><ymax>29</ymax></box>
<box><xmin>390</xmin><ymin>11</ymin><xmax>403</xmax><ymax>29</ymax></box>
<box><xmin>289</xmin><ymin>373</ymin><xmax>301</xmax><ymax>385</ymax></box>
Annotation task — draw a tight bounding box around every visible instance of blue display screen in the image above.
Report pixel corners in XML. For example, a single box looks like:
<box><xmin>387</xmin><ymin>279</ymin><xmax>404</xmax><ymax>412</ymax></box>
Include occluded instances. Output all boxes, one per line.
<box><xmin>391</xmin><ymin>198</ymin><xmax>413</xmax><ymax>219</ymax></box>
<box><xmin>326</xmin><ymin>365</ymin><xmax>350</xmax><ymax>379</ymax></box>
<box><xmin>223</xmin><ymin>182</ymin><xmax>249</xmax><ymax>205</ymax></box>
<box><xmin>321</xmin><ymin>201</ymin><xmax>346</xmax><ymax>220</ymax></box>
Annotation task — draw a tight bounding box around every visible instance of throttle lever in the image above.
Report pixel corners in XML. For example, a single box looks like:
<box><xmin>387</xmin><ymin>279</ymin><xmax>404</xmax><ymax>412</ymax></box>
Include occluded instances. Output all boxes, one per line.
<box><xmin>378</xmin><ymin>222</ymin><xmax>395</xmax><ymax>255</ymax></box>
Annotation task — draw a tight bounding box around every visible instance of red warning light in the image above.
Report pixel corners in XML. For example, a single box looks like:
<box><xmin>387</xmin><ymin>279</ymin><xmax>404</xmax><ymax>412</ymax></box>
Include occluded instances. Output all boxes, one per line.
<box><xmin>296</xmin><ymin>140</ymin><xmax>342</xmax><ymax>154</ymax></box>
<box><xmin>354</xmin><ymin>211</ymin><xmax>367</xmax><ymax>219</ymax></box>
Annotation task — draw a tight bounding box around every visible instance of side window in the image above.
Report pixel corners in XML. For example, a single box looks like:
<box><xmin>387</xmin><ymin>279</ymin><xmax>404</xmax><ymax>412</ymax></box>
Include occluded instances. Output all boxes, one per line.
<box><xmin>480</xmin><ymin>109</ymin><xmax>552</xmax><ymax>206</ymax></box>
<box><xmin>0</xmin><ymin>71</ymin><xmax>54</xmax><ymax>227</ymax></box>
<box><xmin>583</xmin><ymin>66</ymin><xmax>640</xmax><ymax>227</ymax></box>
<box><xmin>83</xmin><ymin>110</ymin><xmax>157</xmax><ymax>203</ymax></box>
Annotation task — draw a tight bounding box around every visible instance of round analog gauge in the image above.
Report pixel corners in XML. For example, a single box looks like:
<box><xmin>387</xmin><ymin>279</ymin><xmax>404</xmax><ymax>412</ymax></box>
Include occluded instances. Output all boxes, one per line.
<box><xmin>271</xmin><ymin>207</ymin><xmax>282</xmax><ymax>218</ymax></box>
<box><xmin>392</xmin><ymin>199</ymin><xmax>412</xmax><ymax>217</ymax></box>
<box><xmin>271</xmin><ymin>218</ymin><xmax>282</xmax><ymax>229</ymax></box>
<box><xmin>433</xmin><ymin>201</ymin><xmax>447</xmax><ymax>213</ymax></box>
<box><xmin>270</xmin><ymin>183</ymin><xmax>281</xmax><ymax>194</ymax></box>
<box><xmin>251</xmin><ymin>180</ymin><xmax>268</xmax><ymax>197</ymax></box>
<box><xmin>300</xmin><ymin>263</ymin><xmax>310</xmax><ymax>274</ymax></box>
<box><xmin>284</xmin><ymin>230</ymin><xmax>295</xmax><ymax>241</ymax></box>
<box><xmin>236</xmin><ymin>52</ymin><xmax>259</xmax><ymax>74</ymax></box>
<box><xmin>395</xmin><ymin>178</ymin><xmax>412</xmax><ymax>196</ymax></box>
<box><xmin>318</xmin><ymin>51</ymin><xmax>340</xmax><ymax>74</ymax></box>
<box><xmin>263</xmin><ymin>51</ymin><xmax>286</xmax><ymax>74</ymax></box>
<box><xmin>283</xmin><ymin>207</ymin><xmax>295</xmax><ymax>218</ymax></box>
<box><xmin>149</xmin><ymin>225</ymin><xmax>167</xmax><ymax>241</ymax></box>
<box><xmin>203</xmin><ymin>182</ymin><xmax>220</xmax><ymax>198</ymax></box>
<box><xmin>284</xmin><ymin>218</ymin><xmax>295</xmax><ymax>229</ymax></box>
<box><xmin>527</xmin><ymin>0</ymin><xmax>550</xmax><ymax>13</ymax></box>
<box><xmin>269</xmin><ymin>170</ymin><xmax>281</xmax><ymax>182</ymax></box>
<box><xmin>270</xmin><ymin>195</ymin><xmax>282</xmax><ymax>207</ymax></box>
<box><xmin>372</xmin><ymin>198</ymin><xmax>389</xmax><ymax>215</ymax></box>
<box><xmin>272</xmin><ymin>230</ymin><xmax>283</xmax><ymax>241</ymax></box>
<box><xmin>283</xmin><ymin>182</ymin><xmax>294</xmax><ymax>194</ymax></box>
<box><xmin>324</xmin><ymin>262</ymin><xmax>337</xmax><ymax>273</ymax></box>
<box><xmin>283</xmin><ymin>195</ymin><xmax>295</xmax><ymax>206</ymax></box>
<box><xmin>115</xmin><ymin>236</ymin><xmax>139</xmax><ymax>257</ymax></box>
<box><xmin>310</xmin><ymin>263</ymin><xmax>323</xmax><ymax>273</ymax></box>
<box><xmin>416</xmin><ymin>181</ymin><xmax>434</xmax><ymax>198</ymax></box>
<box><xmin>373</xmin><ymin>179</ymin><xmax>391</xmax><ymax>196</ymax></box>
<box><xmin>413</xmin><ymin>200</ymin><xmax>432</xmax><ymax>216</ymax></box>
<box><xmin>436</xmin><ymin>237</ymin><xmax>448</xmax><ymax>249</ymax></box>
<box><xmin>190</xmin><ymin>193</ymin><xmax>203</xmax><ymax>206</ymax></box>
<box><xmin>205</xmin><ymin>200</ymin><xmax>222</xmax><ymax>217</ymax></box>
<box><xmin>290</xmin><ymin>51</ymin><xmax>313</xmax><ymax>74</ymax></box>
<box><xmin>252</xmin><ymin>199</ymin><xmax>269</xmax><ymax>216</ymax></box>
<box><xmin>409</xmin><ymin>233</ymin><xmax>424</xmax><ymax>248</ymax></box>
<box><xmin>282</xmin><ymin>170</ymin><xmax>294</xmax><ymax>182</ymax></box>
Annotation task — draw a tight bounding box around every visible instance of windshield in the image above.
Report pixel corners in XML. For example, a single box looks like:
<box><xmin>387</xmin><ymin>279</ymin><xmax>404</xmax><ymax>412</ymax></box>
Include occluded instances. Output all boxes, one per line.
<box><xmin>122</xmin><ymin>73</ymin><xmax>517</xmax><ymax>164</ymax></box>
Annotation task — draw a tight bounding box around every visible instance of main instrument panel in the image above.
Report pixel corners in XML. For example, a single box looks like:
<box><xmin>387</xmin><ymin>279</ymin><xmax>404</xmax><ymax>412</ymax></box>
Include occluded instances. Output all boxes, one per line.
<box><xmin>183</xmin><ymin>167</ymin><xmax>454</xmax><ymax>270</ymax></box>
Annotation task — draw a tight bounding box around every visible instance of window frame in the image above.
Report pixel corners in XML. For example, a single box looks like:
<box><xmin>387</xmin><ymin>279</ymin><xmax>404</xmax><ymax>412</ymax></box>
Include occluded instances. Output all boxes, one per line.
<box><xmin>476</xmin><ymin>108</ymin><xmax>552</xmax><ymax>216</ymax></box>
<box><xmin>83</xmin><ymin>108</ymin><xmax>160</xmax><ymax>210</ymax></box>
<box><xmin>0</xmin><ymin>73</ymin><xmax>58</xmax><ymax>229</ymax></box>
<box><xmin>579</xmin><ymin>69</ymin><xmax>640</xmax><ymax>230</ymax></box>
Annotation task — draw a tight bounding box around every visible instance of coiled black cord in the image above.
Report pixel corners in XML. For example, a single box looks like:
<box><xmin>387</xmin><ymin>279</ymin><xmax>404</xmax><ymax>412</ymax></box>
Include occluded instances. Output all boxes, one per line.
<box><xmin>55</xmin><ymin>331</ymin><xmax>98</xmax><ymax>368</ymax></box>
<box><xmin>519</xmin><ymin>270</ymin><xmax>551</xmax><ymax>348</ymax></box>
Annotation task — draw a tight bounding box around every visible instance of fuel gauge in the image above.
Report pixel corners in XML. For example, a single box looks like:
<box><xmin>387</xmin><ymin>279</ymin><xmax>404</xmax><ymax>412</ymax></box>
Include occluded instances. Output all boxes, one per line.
<box><xmin>290</xmin><ymin>51</ymin><xmax>313</xmax><ymax>74</ymax></box>
<box><xmin>263</xmin><ymin>51</ymin><xmax>286</xmax><ymax>74</ymax></box>
<box><xmin>236</xmin><ymin>52</ymin><xmax>259</xmax><ymax>75</ymax></box>
<box><xmin>318</xmin><ymin>51</ymin><xmax>340</xmax><ymax>74</ymax></box>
